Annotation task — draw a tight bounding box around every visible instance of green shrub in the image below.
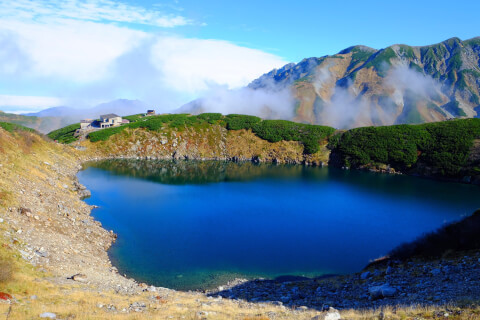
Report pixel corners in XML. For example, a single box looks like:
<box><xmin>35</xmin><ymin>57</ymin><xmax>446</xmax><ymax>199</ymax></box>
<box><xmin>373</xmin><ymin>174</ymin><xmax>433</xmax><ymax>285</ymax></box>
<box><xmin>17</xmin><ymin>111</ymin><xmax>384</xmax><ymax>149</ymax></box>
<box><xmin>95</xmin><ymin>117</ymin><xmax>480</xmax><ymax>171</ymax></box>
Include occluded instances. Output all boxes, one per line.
<box><xmin>47</xmin><ymin>123</ymin><xmax>80</xmax><ymax>143</ymax></box>
<box><xmin>123</xmin><ymin>114</ymin><xmax>145</xmax><ymax>122</ymax></box>
<box><xmin>335</xmin><ymin>118</ymin><xmax>480</xmax><ymax>176</ymax></box>
<box><xmin>88</xmin><ymin>126</ymin><xmax>126</xmax><ymax>142</ymax></box>
<box><xmin>252</xmin><ymin>120</ymin><xmax>335</xmax><ymax>154</ymax></box>
<box><xmin>0</xmin><ymin>122</ymin><xmax>35</xmax><ymax>133</ymax></box>
<box><xmin>443</xmin><ymin>100</ymin><xmax>467</xmax><ymax>117</ymax></box>
<box><xmin>196</xmin><ymin>113</ymin><xmax>223</xmax><ymax>124</ymax></box>
<box><xmin>224</xmin><ymin>114</ymin><xmax>262</xmax><ymax>130</ymax></box>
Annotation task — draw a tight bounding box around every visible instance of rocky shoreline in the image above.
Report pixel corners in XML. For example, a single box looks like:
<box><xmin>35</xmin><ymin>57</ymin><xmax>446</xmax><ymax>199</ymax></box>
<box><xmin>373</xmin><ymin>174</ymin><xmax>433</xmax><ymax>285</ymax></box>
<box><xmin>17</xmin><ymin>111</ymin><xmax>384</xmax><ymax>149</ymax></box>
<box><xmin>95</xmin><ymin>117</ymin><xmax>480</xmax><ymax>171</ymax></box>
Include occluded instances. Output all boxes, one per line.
<box><xmin>207</xmin><ymin>252</ymin><xmax>480</xmax><ymax>311</ymax></box>
<box><xmin>1</xmin><ymin>128</ymin><xmax>479</xmax><ymax>319</ymax></box>
<box><xmin>74</xmin><ymin>155</ymin><xmax>480</xmax><ymax>311</ymax></box>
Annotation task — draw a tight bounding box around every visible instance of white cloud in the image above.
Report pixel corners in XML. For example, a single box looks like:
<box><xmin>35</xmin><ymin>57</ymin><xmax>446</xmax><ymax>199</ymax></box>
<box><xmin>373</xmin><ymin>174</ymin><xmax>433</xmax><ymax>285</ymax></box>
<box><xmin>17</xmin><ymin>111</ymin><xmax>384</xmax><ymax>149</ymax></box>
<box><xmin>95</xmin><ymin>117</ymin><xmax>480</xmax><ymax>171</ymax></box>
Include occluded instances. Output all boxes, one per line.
<box><xmin>0</xmin><ymin>1</ymin><xmax>288</xmax><ymax>112</ymax></box>
<box><xmin>0</xmin><ymin>95</ymin><xmax>64</xmax><ymax>111</ymax></box>
<box><xmin>151</xmin><ymin>37</ymin><xmax>287</xmax><ymax>94</ymax></box>
<box><xmin>1</xmin><ymin>19</ymin><xmax>148</xmax><ymax>82</ymax></box>
<box><xmin>0</xmin><ymin>0</ymin><xmax>192</xmax><ymax>28</ymax></box>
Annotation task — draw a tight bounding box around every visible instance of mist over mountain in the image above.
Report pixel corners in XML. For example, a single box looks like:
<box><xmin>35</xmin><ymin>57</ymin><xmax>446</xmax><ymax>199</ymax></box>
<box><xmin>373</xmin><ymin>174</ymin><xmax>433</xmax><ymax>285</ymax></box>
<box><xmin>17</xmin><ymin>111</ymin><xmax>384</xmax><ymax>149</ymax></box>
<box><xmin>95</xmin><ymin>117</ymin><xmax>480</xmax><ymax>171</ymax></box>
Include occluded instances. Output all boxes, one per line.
<box><xmin>19</xmin><ymin>99</ymin><xmax>150</xmax><ymax>132</ymax></box>
<box><xmin>181</xmin><ymin>37</ymin><xmax>480</xmax><ymax>128</ymax></box>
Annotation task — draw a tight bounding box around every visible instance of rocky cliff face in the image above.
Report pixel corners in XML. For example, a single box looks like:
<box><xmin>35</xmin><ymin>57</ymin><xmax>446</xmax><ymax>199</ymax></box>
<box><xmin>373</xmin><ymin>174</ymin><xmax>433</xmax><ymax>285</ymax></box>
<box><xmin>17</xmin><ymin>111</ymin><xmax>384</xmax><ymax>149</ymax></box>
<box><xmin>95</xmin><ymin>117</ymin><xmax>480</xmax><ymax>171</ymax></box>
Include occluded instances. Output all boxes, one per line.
<box><xmin>249</xmin><ymin>37</ymin><xmax>480</xmax><ymax>128</ymax></box>
<box><xmin>79</xmin><ymin>125</ymin><xmax>331</xmax><ymax>166</ymax></box>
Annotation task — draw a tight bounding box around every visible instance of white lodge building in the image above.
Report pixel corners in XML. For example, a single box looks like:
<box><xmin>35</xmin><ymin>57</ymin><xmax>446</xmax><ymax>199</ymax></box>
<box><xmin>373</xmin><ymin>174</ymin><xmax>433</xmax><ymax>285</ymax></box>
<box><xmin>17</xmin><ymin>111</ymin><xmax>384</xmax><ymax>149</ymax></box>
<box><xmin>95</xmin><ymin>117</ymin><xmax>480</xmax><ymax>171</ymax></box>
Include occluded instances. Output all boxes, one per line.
<box><xmin>100</xmin><ymin>114</ymin><xmax>122</xmax><ymax>128</ymax></box>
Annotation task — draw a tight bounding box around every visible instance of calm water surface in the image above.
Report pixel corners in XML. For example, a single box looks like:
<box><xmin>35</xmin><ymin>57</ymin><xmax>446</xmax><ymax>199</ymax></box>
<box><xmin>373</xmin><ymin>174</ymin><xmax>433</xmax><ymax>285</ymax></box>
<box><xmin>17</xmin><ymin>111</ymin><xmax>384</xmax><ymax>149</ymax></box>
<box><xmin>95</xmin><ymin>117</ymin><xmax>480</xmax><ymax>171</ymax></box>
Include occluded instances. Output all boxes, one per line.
<box><xmin>77</xmin><ymin>160</ymin><xmax>480</xmax><ymax>290</ymax></box>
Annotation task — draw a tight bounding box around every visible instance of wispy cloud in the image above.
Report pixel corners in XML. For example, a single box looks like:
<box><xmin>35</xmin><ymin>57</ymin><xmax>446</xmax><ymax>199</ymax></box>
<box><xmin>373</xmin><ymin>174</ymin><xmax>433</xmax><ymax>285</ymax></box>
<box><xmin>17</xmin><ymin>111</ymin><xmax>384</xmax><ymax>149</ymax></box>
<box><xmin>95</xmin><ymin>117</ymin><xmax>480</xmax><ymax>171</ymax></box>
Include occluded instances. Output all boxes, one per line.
<box><xmin>0</xmin><ymin>94</ymin><xmax>64</xmax><ymax>113</ymax></box>
<box><xmin>0</xmin><ymin>0</ymin><xmax>287</xmax><ymax>112</ymax></box>
<box><xmin>0</xmin><ymin>0</ymin><xmax>193</xmax><ymax>28</ymax></box>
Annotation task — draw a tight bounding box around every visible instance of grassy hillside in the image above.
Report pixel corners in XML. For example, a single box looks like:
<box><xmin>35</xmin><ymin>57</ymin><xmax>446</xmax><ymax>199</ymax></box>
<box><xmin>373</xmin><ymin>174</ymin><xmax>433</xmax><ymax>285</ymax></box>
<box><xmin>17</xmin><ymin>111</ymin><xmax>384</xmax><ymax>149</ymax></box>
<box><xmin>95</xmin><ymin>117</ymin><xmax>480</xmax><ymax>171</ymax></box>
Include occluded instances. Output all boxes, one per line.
<box><xmin>50</xmin><ymin>114</ymin><xmax>480</xmax><ymax>180</ymax></box>
<box><xmin>59</xmin><ymin>113</ymin><xmax>335</xmax><ymax>155</ymax></box>
<box><xmin>0</xmin><ymin>111</ymin><xmax>64</xmax><ymax>133</ymax></box>
<box><xmin>331</xmin><ymin>118</ymin><xmax>480</xmax><ymax>178</ymax></box>
<box><xmin>47</xmin><ymin>123</ymin><xmax>81</xmax><ymax>143</ymax></box>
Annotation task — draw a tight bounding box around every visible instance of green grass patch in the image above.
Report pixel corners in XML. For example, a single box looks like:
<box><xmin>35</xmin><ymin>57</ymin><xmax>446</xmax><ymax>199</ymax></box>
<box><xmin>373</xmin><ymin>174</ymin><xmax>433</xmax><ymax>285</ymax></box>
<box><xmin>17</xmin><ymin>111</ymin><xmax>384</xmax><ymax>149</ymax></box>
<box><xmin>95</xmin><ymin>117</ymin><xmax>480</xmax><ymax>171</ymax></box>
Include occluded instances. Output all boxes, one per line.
<box><xmin>123</xmin><ymin>114</ymin><xmax>145</xmax><ymax>122</ymax></box>
<box><xmin>443</xmin><ymin>100</ymin><xmax>467</xmax><ymax>117</ymax></box>
<box><xmin>252</xmin><ymin>120</ymin><xmax>335</xmax><ymax>154</ymax></box>
<box><xmin>224</xmin><ymin>114</ymin><xmax>261</xmax><ymax>130</ymax></box>
<box><xmin>364</xmin><ymin>47</ymin><xmax>397</xmax><ymax>77</ymax></box>
<box><xmin>427</xmin><ymin>103</ymin><xmax>447</xmax><ymax>117</ymax></box>
<box><xmin>334</xmin><ymin>118</ymin><xmax>480</xmax><ymax>176</ymax></box>
<box><xmin>0</xmin><ymin>122</ymin><xmax>35</xmax><ymax>133</ymax></box>
<box><xmin>47</xmin><ymin>123</ymin><xmax>80</xmax><ymax>143</ymax></box>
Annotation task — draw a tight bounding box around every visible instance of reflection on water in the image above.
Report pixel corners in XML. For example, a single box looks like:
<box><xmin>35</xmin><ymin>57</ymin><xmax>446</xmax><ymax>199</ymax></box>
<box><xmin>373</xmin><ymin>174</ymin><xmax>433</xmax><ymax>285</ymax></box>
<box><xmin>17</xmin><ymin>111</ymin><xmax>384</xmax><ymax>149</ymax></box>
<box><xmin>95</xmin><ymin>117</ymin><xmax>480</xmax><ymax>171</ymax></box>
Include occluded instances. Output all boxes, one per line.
<box><xmin>78</xmin><ymin>160</ymin><xmax>480</xmax><ymax>290</ymax></box>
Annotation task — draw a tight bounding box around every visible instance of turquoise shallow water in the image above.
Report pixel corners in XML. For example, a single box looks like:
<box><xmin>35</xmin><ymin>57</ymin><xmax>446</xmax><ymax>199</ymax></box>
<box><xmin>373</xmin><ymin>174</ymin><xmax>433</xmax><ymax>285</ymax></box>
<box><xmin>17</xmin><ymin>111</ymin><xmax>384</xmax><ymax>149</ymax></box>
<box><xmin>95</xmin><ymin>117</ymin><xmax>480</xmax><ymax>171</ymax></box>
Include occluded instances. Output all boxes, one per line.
<box><xmin>78</xmin><ymin>160</ymin><xmax>480</xmax><ymax>290</ymax></box>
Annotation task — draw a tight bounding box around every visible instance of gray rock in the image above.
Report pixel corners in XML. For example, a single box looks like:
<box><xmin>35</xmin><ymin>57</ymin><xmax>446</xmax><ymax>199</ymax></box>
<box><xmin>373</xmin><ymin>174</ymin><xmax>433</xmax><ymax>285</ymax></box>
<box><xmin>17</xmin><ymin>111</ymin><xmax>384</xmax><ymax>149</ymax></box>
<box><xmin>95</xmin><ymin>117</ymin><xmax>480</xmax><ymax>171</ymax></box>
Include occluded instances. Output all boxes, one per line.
<box><xmin>368</xmin><ymin>284</ymin><xmax>397</xmax><ymax>299</ymax></box>
<box><xmin>311</xmin><ymin>307</ymin><xmax>341</xmax><ymax>320</ymax></box>
<box><xmin>385</xmin><ymin>266</ymin><xmax>393</xmax><ymax>275</ymax></box>
<box><xmin>39</xmin><ymin>313</ymin><xmax>56</xmax><ymax>319</ymax></box>
<box><xmin>69</xmin><ymin>273</ymin><xmax>87</xmax><ymax>283</ymax></box>
<box><xmin>361</xmin><ymin>271</ymin><xmax>371</xmax><ymax>280</ymax></box>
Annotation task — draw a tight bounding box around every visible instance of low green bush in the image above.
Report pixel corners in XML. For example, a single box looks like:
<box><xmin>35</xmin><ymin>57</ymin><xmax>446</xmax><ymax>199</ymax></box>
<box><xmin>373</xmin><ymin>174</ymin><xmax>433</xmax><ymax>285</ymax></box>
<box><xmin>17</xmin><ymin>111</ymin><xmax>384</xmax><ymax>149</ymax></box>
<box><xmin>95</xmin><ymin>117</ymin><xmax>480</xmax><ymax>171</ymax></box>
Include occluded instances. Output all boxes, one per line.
<box><xmin>252</xmin><ymin>120</ymin><xmax>335</xmax><ymax>154</ymax></box>
<box><xmin>47</xmin><ymin>123</ymin><xmax>80</xmax><ymax>143</ymax></box>
<box><xmin>224</xmin><ymin>114</ymin><xmax>261</xmax><ymax>130</ymax></box>
<box><xmin>335</xmin><ymin>118</ymin><xmax>480</xmax><ymax>176</ymax></box>
<box><xmin>0</xmin><ymin>122</ymin><xmax>35</xmax><ymax>133</ymax></box>
<box><xmin>53</xmin><ymin>112</ymin><xmax>336</xmax><ymax>154</ymax></box>
<box><xmin>88</xmin><ymin>125</ymin><xmax>126</xmax><ymax>142</ymax></box>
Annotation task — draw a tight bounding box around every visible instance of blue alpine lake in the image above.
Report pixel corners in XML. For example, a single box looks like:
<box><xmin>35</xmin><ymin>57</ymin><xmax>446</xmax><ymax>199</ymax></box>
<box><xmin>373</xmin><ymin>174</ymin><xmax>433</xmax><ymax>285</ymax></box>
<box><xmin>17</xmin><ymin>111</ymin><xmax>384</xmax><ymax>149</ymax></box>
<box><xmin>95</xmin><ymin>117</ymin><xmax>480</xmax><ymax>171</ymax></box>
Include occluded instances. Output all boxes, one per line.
<box><xmin>78</xmin><ymin>160</ymin><xmax>480</xmax><ymax>290</ymax></box>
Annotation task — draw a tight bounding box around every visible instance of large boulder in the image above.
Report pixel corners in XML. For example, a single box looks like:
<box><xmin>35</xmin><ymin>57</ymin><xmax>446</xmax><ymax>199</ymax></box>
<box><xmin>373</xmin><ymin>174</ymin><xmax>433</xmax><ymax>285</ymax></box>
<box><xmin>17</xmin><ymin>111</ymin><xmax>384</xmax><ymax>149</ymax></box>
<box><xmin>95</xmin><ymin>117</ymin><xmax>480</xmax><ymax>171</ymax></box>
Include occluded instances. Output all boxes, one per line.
<box><xmin>311</xmin><ymin>307</ymin><xmax>341</xmax><ymax>320</ymax></box>
<box><xmin>368</xmin><ymin>284</ymin><xmax>397</xmax><ymax>299</ymax></box>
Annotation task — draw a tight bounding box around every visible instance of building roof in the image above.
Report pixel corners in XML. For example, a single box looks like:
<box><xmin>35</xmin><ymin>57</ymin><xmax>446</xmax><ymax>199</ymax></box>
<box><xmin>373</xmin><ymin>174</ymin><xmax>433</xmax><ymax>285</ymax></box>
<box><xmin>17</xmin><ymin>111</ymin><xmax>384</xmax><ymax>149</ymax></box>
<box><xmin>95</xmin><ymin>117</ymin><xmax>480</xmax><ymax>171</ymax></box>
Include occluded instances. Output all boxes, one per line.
<box><xmin>147</xmin><ymin>110</ymin><xmax>155</xmax><ymax>113</ymax></box>
<box><xmin>100</xmin><ymin>113</ymin><xmax>120</xmax><ymax>119</ymax></box>
<box><xmin>80</xmin><ymin>119</ymin><xmax>94</xmax><ymax>123</ymax></box>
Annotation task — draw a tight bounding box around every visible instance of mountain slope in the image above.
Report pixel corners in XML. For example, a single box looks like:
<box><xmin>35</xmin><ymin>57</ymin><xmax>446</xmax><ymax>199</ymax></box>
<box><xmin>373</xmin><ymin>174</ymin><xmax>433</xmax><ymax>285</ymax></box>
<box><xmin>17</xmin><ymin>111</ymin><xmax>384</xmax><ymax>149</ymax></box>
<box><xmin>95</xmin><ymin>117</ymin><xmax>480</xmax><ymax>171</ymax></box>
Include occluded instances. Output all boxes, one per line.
<box><xmin>0</xmin><ymin>111</ymin><xmax>67</xmax><ymax>133</ymax></box>
<box><xmin>246</xmin><ymin>37</ymin><xmax>480</xmax><ymax>128</ymax></box>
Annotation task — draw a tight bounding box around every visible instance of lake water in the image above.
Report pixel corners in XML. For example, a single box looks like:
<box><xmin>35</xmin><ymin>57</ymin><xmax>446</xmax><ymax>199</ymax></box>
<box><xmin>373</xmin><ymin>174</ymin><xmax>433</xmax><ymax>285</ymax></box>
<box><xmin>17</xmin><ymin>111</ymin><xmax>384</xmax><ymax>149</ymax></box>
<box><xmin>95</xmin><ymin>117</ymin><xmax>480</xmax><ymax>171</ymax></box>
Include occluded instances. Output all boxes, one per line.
<box><xmin>78</xmin><ymin>160</ymin><xmax>480</xmax><ymax>290</ymax></box>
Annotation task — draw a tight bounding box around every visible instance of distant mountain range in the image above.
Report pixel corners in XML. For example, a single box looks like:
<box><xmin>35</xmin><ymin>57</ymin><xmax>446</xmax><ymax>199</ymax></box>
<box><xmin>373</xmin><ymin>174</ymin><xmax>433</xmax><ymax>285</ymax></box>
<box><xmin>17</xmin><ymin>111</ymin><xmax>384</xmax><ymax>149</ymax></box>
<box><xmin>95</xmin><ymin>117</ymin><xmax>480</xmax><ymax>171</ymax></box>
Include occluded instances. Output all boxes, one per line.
<box><xmin>6</xmin><ymin>37</ymin><xmax>480</xmax><ymax>132</ymax></box>
<box><xmin>0</xmin><ymin>111</ymin><xmax>63</xmax><ymax>133</ymax></box>
<box><xmin>0</xmin><ymin>99</ymin><xmax>151</xmax><ymax>133</ymax></box>
<box><xmin>24</xmin><ymin>99</ymin><xmax>149</xmax><ymax>121</ymax></box>
<box><xmin>183</xmin><ymin>37</ymin><xmax>480</xmax><ymax>128</ymax></box>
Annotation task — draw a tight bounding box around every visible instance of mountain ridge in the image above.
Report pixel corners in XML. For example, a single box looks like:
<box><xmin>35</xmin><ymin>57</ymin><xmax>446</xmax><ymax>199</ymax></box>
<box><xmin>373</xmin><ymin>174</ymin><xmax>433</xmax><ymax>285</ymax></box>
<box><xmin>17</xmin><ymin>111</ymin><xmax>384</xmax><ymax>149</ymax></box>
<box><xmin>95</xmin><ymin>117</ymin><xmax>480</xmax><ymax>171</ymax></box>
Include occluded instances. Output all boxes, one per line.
<box><xmin>240</xmin><ymin>36</ymin><xmax>480</xmax><ymax>128</ymax></box>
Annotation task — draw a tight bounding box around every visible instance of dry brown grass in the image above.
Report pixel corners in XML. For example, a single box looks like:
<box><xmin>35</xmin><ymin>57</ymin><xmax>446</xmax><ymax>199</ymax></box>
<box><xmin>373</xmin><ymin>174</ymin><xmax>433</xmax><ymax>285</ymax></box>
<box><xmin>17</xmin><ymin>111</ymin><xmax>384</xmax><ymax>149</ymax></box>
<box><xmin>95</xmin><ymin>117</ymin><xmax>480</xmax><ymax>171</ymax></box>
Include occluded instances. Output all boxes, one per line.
<box><xmin>0</xmin><ymin>256</ymin><xmax>14</xmax><ymax>284</ymax></box>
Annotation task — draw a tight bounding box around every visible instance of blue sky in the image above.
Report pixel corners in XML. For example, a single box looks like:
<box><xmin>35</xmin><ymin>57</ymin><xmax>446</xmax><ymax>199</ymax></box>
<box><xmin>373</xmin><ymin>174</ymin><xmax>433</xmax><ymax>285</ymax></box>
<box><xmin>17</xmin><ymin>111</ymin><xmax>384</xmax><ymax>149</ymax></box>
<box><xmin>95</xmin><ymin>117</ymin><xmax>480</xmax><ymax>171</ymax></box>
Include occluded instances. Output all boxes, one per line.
<box><xmin>0</xmin><ymin>0</ymin><xmax>479</xmax><ymax>113</ymax></box>
<box><xmin>169</xmin><ymin>0</ymin><xmax>480</xmax><ymax>62</ymax></box>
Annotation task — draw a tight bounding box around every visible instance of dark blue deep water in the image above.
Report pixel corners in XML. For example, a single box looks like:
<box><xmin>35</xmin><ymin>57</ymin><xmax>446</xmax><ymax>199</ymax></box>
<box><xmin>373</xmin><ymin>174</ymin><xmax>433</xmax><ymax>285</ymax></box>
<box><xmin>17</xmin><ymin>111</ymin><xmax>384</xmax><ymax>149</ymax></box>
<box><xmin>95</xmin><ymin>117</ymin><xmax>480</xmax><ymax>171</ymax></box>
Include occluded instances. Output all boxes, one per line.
<box><xmin>78</xmin><ymin>160</ymin><xmax>480</xmax><ymax>290</ymax></box>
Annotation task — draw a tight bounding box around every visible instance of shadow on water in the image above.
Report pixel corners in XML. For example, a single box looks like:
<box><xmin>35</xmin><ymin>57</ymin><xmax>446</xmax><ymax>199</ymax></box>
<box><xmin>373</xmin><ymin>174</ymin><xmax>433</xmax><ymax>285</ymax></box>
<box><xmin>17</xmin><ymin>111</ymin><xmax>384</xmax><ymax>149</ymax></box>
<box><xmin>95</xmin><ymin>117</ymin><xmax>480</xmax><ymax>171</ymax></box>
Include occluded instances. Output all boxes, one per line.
<box><xmin>83</xmin><ymin>159</ymin><xmax>479</xmax><ymax>208</ymax></box>
<box><xmin>78</xmin><ymin>159</ymin><xmax>480</xmax><ymax>294</ymax></box>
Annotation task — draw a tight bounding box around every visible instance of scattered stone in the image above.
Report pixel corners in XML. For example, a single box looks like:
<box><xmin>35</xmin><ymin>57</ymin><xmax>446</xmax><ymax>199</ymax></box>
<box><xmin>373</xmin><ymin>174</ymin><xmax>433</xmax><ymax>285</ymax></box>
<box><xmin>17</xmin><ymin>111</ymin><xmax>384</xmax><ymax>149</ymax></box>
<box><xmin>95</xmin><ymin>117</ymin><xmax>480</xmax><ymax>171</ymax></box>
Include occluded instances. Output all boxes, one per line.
<box><xmin>19</xmin><ymin>207</ymin><xmax>32</xmax><ymax>217</ymax></box>
<box><xmin>311</xmin><ymin>307</ymin><xmax>341</xmax><ymax>320</ymax></box>
<box><xmin>30</xmin><ymin>295</ymin><xmax>37</xmax><ymax>300</ymax></box>
<box><xmin>385</xmin><ymin>266</ymin><xmax>393</xmax><ymax>275</ymax></box>
<box><xmin>368</xmin><ymin>284</ymin><xmax>397</xmax><ymax>299</ymax></box>
<box><xmin>361</xmin><ymin>271</ymin><xmax>371</xmax><ymax>280</ymax></box>
<box><xmin>39</xmin><ymin>312</ymin><xmax>56</xmax><ymax>319</ymax></box>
